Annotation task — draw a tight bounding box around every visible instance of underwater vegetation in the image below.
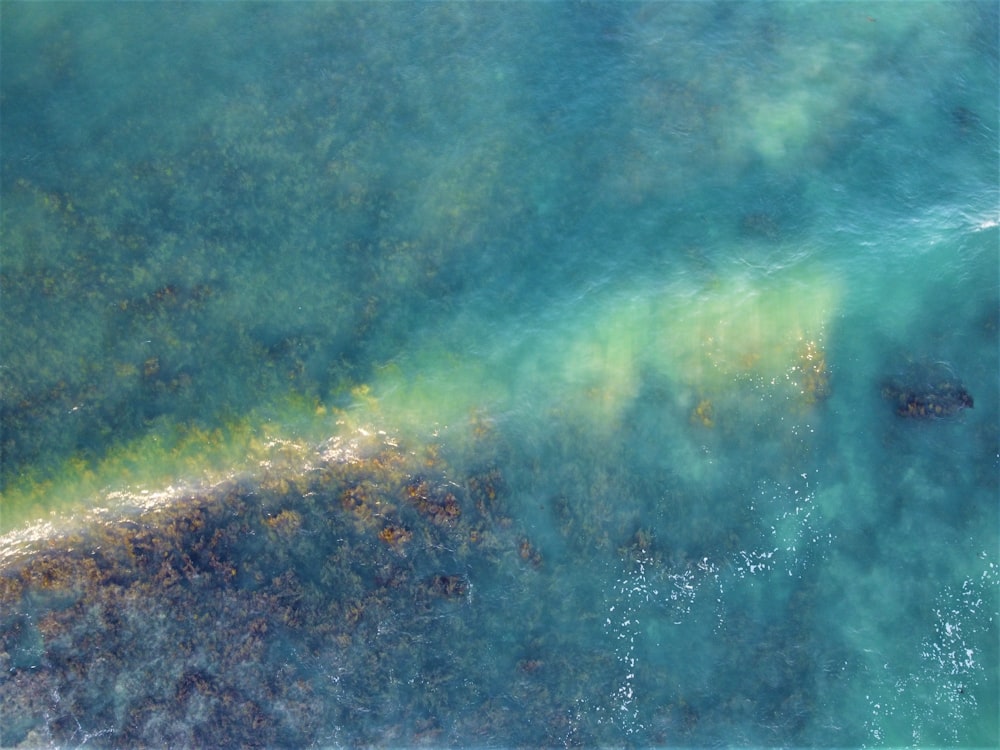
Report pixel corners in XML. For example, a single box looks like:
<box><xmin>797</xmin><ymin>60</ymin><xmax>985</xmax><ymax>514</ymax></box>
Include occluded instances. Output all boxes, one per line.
<box><xmin>793</xmin><ymin>339</ymin><xmax>830</xmax><ymax>406</ymax></box>
<box><xmin>0</xmin><ymin>431</ymin><xmax>575</xmax><ymax>748</ymax></box>
<box><xmin>881</xmin><ymin>362</ymin><xmax>975</xmax><ymax>419</ymax></box>
<box><xmin>0</xmin><ymin>6</ymin><xmax>508</xmax><ymax>498</ymax></box>
<box><xmin>1</xmin><ymin>3</ymin><xmax>996</xmax><ymax>746</ymax></box>
<box><xmin>0</xmin><ymin>416</ymin><xmax>882</xmax><ymax>748</ymax></box>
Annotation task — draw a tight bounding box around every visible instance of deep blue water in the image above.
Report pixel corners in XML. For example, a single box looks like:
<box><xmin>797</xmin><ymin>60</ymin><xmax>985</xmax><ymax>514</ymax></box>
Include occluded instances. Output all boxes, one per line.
<box><xmin>1</xmin><ymin>2</ymin><xmax>998</xmax><ymax>747</ymax></box>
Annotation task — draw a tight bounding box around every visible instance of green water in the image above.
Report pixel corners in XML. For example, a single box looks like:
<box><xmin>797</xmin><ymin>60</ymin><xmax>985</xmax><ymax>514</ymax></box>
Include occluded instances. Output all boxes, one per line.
<box><xmin>1</xmin><ymin>2</ymin><xmax>997</xmax><ymax>747</ymax></box>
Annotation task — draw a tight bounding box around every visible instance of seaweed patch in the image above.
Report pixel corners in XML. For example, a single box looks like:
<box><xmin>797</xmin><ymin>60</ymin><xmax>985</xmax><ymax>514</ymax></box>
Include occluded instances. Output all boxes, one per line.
<box><xmin>882</xmin><ymin>363</ymin><xmax>974</xmax><ymax>419</ymax></box>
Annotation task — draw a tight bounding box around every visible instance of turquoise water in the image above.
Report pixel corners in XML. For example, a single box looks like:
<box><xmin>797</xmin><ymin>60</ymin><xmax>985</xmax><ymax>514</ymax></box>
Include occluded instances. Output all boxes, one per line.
<box><xmin>1</xmin><ymin>2</ymin><xmax>997</xmax><ymax>747</ymax></box>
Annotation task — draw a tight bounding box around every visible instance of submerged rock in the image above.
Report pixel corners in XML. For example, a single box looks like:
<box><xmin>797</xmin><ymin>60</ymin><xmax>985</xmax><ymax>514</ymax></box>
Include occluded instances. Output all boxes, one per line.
<box><xmin>0</xmin><ymin>431</ymin><xmax>559</xmax><ymax>748</ymax></box>
<box><xmin>881</xmin><ymin>363</ymin><xmax>974</xmax><ymax>419</ymax></box>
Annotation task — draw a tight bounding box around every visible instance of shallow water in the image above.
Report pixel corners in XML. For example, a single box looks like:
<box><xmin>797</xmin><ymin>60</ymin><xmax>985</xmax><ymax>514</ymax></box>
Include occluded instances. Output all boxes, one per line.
<box><xmin>1</xmin><ymin>2</ymin><xmax>998</xmax><ymax>747</ymax></box>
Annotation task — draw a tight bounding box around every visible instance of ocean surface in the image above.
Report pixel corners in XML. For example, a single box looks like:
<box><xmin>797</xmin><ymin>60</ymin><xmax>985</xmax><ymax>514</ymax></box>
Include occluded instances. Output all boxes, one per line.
<box><xmin>1</xmin><ymin>2</ymin><xmax>997</xmax><ymax>747</ymax></box>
